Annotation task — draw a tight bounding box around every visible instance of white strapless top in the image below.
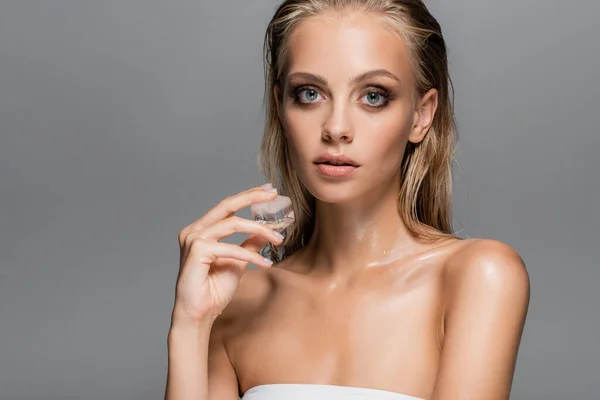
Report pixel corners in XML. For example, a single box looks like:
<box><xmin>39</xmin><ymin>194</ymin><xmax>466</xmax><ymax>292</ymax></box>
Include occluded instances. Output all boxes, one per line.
<box><xmin>240</xmin><ymin>384</ymin><xmax>424</xmax><ymax>399</ymax></box>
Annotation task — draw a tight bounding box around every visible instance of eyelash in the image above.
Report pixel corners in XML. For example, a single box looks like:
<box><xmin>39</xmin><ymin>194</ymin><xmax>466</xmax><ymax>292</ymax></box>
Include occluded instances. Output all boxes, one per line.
<box><xmin>289</xmin><ymin>85</ymin><xmax>394</xmax><ymax>108</ymax></box>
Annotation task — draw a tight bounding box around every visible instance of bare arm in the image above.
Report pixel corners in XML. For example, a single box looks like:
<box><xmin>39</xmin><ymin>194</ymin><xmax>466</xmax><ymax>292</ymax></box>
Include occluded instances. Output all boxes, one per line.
<box><xmin>165</xmin><ymin>185</ymin><xmax>282</xmax><ymax>400</ymax></box>
<box><xmin>165</xmin><ymin>319</ymin><xmax>214</xmax><ymax>400</ymax></box>
<box><xmin>430</xmin><ymin>239</ymin><xmax>531</xmax><ymax>400</ymax></box>
<box><xmin>165</xmin><ymin>315</ymin><xmax>239</xmax><ymax>400</ymax></box>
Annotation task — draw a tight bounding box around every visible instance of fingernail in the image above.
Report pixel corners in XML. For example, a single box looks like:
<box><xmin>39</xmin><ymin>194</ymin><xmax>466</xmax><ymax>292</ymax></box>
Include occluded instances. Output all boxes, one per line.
<box><xmin>263</xmin><ymin>257</ymin><xmax>273</xmax><ymax>266</ymax></box>
<box><xmin>260</xmin><ymin>183</ymin><xmax>273</xmax><ymax>188</ymax></box>
<box><xmin>274</xmin><ymin>231</ymin><xmax>285</xmax><ymax>239</ymax></box>
<box><xmin>264</xmin><ymin>187</ymin><xmax>277</xmax><ymax>192</ymax></box>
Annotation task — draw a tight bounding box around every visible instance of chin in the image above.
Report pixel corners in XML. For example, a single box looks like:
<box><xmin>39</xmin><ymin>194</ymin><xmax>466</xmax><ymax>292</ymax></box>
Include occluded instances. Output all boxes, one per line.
<box><xmin>300</xmin><ymin>172</ymin><xmax>366</xmax><ymax>205</ymax></box>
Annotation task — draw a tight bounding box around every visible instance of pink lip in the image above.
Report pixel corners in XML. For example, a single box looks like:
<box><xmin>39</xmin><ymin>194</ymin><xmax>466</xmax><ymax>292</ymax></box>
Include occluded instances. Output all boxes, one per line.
<box><xmin>313</xmin><ymin>153</ymin><xmax>360</xmax><ymax>167</ymax></box>
<box><xmin>315</xmin><ymin>163</ymin><xmax>358</xmax><ymax>177</ymax></box>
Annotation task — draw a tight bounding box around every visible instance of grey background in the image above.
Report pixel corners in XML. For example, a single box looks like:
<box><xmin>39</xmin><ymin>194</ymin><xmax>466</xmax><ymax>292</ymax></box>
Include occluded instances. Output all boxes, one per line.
<box><xmin>0</xmin><ymin>1</ymin><xmax>598</xmax><ymax>399</ymax></box>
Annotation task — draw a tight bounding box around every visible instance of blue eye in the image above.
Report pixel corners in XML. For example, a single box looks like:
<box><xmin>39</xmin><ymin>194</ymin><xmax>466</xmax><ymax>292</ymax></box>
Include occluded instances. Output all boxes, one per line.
<box><xmin>298</xmin><ymin>89</ymin><xmax>321</xmax><ymax>103</ymax></box>
<box><xmin>363</xmin><ymin>92</ymin><xmax>384</xmax><ymax>106</ymax></box>
<box><xmin>291</xmin><ymin>86</ymin><xmax>391</xmax><ymax>108</ymax></box>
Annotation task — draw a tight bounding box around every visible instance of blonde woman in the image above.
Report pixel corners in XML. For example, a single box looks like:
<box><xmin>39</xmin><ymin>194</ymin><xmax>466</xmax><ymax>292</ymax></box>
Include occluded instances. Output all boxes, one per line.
<box><xmin>166</xmin><ymin>1</ymin><xmax>530</xmax><ymax>399</ymax></box>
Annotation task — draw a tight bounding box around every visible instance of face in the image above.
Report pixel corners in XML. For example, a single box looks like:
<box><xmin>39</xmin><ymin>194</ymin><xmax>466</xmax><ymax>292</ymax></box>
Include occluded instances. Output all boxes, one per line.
<box><xmin>275</xmin><ymin>10</ymin><xmax>438</xmax><ymax>204</ymax></box>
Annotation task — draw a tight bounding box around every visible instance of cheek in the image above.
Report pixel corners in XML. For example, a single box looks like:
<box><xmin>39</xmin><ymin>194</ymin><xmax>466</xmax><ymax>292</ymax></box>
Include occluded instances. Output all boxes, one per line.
<box><xmin>282</xmin><ymin>107</ymin><xmax>324</xmax><ymax>158</ymax></box>
<box><xmin>357</xmin><ymin>112</ymin><xmax>412</xmax><ymax>165</ymax></box>
<box><xmin>368</xmin><ymin>134</ymin><xmax>408</xmax><ymax>178</ymax></box>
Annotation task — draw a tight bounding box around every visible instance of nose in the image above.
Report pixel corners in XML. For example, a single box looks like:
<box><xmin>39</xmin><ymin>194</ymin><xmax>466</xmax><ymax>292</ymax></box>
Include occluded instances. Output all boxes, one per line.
<box><xmin>321</xmin><ymin>103</ymin><xmax>354</xmax><ymax>143</ymax></box>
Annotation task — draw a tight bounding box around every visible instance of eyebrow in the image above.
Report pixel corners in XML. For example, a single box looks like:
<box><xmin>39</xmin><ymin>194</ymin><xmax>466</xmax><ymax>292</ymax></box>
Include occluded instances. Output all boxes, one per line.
<box><xmin>286</xmin><ymin>69</ymin><xmax>401</xmax><ymax>86</ymax></box>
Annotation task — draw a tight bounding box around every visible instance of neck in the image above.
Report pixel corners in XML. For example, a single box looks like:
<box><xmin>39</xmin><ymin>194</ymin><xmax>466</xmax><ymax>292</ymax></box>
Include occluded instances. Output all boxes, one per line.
<box><xmin>302</xmin><ymin>180</ymin><xmax>421</xmax><ymax>278</ymax></box>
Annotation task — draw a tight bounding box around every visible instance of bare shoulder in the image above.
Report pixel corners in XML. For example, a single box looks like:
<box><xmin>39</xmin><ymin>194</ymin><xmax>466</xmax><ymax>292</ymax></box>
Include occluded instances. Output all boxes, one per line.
<box><xmin>429</xmin><ymin>243</ymin><xmax>531</xmax><ymax>398</ymax></box>
<box><xmin>213</xmin><ymin>266</ymin><xmax>273</xmax><ymax>332</ymax></box>
<box><xmin>443</xmin><ymin>238</ymin><xmax>530</xmax><ymax>309</ymax></box>
<box><xmin>215</xmin><ymin>251</ymin><xmax>302</xmax><ymax>331</ymax></box>
<box><xmin>446</xmin><ymin>238</ymin><xmax>529</xmax><ymax>282</ymax></box>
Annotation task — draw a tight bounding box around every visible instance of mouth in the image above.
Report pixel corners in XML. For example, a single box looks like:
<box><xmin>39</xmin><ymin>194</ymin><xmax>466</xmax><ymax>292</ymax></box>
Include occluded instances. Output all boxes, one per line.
<box><xmin>314</xmin><ymin>161</ymin><xmax>356</xmax><ymax>166</ymax></box>
<box><xmin>313</xmin><ymin>153</ymin><xmax>360</xmax><ymax>177</ymax></box>
<box><xmin>313</xmin><ymin>154</ymin><xmax>360</xmax><ymax>167</ymax></box>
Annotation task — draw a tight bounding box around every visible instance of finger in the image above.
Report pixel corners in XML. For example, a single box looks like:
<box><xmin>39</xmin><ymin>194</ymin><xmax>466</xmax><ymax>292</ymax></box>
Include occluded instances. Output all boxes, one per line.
<box><xmin>188</xmin><ymin>239</ymin><xmax>274</xmax><ymax>270</ymax></box>
<box><xmin>180</xmin><ymin>217</ymin><xmax>283</xmax><ymax>264</ymax></box>
<box><xmin>178</xmin><ymin>185</ymin><xmax>278</xmax><ymax>246</ymax></box>
<box><xmin>195</xmin><ymin>216</ymin><xmax>284</xmax><ymax>245</ymax></box>
<box><xmin>210</xmin><ymin>234</ymin><xmax>273</xmax><ymax>272</ymax></box>
<box><xmin>189</xmin><ymin>185</ymin><xmax>278</xmax><ymax>233</ymax></box>
<box><xmin>240</xmin><ymin>233</ymin><xmax>270</xmax><ymax>254</ymax></box>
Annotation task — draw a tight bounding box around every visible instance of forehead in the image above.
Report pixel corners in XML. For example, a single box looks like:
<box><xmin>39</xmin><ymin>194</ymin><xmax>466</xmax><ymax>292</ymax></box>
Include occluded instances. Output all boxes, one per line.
<box><xmin>286</xmin><ymin>11</ymin><xmax>413</xmax><ymax>84</ymax></box>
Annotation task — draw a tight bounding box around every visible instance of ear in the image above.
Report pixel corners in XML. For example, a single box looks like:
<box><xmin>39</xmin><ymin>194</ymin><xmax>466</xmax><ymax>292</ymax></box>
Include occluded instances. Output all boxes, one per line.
<box><xmin>408</xmin><ymin>88</ymin><xmax>438</xmax><ymax>144</ymax></box>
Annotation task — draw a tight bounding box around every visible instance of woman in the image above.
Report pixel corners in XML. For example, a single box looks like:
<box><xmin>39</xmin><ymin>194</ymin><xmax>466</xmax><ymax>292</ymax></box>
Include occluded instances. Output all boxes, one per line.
<box><xmin>165</xmin><ymin>1</ymin><xmax>530</xmax><ymax>399</ymax></box>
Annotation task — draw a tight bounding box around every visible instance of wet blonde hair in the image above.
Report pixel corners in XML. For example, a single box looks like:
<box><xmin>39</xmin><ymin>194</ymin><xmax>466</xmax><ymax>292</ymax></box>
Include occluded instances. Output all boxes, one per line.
<box><xmin>260</xmin><ymin>0</ymin><xmax>458</xmax><ymax>262</ymax></box>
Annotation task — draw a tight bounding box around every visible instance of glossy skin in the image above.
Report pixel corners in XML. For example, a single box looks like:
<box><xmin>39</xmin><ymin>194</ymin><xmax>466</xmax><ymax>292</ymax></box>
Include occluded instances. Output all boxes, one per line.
<box><xmin>213</xmin><ymin>238</ymin><xmax>529</xmax><ymax>400</ymax></box>
<box><xmin>172</xmin><ymin>10</ymin><xmax>530</xmax><ymax>400</ymax></box>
